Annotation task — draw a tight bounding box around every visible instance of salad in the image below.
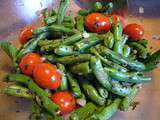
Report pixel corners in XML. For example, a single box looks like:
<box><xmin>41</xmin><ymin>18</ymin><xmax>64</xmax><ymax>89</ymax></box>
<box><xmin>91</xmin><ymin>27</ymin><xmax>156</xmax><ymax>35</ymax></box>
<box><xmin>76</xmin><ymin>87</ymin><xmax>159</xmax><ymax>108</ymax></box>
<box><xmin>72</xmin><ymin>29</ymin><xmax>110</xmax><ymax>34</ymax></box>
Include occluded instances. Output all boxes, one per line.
<box><xmin>0</xmin><ymin>0</ymin><xmax>160</xmax><ymax>120</ymax></box>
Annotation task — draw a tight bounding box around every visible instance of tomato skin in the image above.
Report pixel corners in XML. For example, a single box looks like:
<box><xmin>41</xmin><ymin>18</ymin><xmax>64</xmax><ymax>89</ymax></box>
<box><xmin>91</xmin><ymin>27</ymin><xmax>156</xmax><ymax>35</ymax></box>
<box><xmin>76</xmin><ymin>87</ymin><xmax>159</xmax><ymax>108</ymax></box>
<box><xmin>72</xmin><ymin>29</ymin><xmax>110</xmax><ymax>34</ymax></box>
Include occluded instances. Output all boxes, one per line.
<box><xmin>123</xmin><ymin>23</ymin><xmax>144</xmax><ymax>41</ymax></box>
<box><xmin>33</xmin><ymin>63</ymin><xmax>61</xmax><ymax>90</ymax></box>
<box><xmin>20</xmin><ymin>53</ymin><xmax>43</xmax><ymax>76</ymax></box>
<box><xmin>19</xmin><ymin>25</ymin><xmax>35</xmax><ymax>44</ymax></box>
<box><xmin>51</xmin><ymin>91</ymin><xmax>76</xmax><ymax>115</ymax></box>
<box><xmin>85</xmin><ymin>13</ymin><xmax>112</xmax><ymax>33</ymax></box>
<box><xmin>106</xmin><ymin>14</ymin><xmax>125</xmax><ymax>27</ymax></box>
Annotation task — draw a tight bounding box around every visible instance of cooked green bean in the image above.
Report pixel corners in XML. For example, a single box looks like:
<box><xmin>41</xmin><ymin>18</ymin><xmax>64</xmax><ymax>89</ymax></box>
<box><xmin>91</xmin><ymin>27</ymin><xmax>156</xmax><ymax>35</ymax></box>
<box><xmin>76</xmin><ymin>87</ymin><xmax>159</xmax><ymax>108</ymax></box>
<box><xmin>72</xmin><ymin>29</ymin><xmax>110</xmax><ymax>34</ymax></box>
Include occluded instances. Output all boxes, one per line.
<box><xmin>90</xmin><ymin>48</ymin><xmax>128</xmax><ymax>72</ymax></box>
<box><xmin>70</xmin><ymin>62</ymin><xmax>92</xmax><ymax>75</ymax></box>
<box><xmin>57</xmin><ymin>0</ymin><xmax>70</xmax><ymax>24</ymax></box>
<box><xmin>110</xmin><ymin>80</ymin><xmax>132</xmax><ymax>96</ymax></box>
<box><xmin>70</xmin><ymin>102</ymin><xmax>97</xmax><ymax>120</ymax></box>
<box><xmin>82</xmin><ymin>80</ymin><xmax>106</xmax><ymax>106</ymax></box>
<box><xmin>17</xmin><ymin>33</ymin><xmax>47</xmax><ymax>61</ymax></box>
<box><xmin>32</xmin><ymin>25</ymin><xmax>76</xmax><ymax>36</ymax></box>
<box><xmin>76</xmin><ymin>15</ymin><xmax>84</xmax><ymax>32</ymax></box>
<box><xmin>123</xmin><ymin>45</ymin><xmax>131</xmax><ymax>57</ymax></box>
<box><xmin>104</xmin><ymin>67</ymin><xmax>151</xmax><ymax>83</ymax></box>
<box><xmin>54</xmin><ymin>45</ymin><xmax>78</xmax><ymax>56</ymax></box>
<box><xmin>57</xmin><ymin>63</ymin><xmax>68</xmax><ymax>90</ymax></box>
<box><xmin>90</xmin><ymin>56</ymin><xmax>111</xmax><ymax>90</ymax></box>
<box><xmin>7</xmin><ymin>74</ymin><xmax>60</xmax><ymax>116</ymax></box>
<box><xmin>55</xmin><ymin>54</ymin><xmax>92</xmax><ymax>64</ymax></box>
<box><xmin>74</xmin><ymin>35</ymin><xmax>101</xmax><ymax>52</ymax></box>
<box><xmin>96</xmin><ymin>45</ymin><xmax>146</xmax><ymax>71</ymax></box>
<box><xmin>2</xmin><ymin>85</ymin><xmax>33</xmax><ymax>99</ymax></box>
<box><xmin>120</xmin><ymin>85</ymin><xmax>139</xmax><ymax>111</ymax></box>
<box><xmin>137</xmin><ymin>39</ymin><xmax>148</xmax><ymax>47</ymax></box>
<box><xmin>87</xmin><ymin>98</ymin><xmax>121</xmax><ymax>120</ymax></box>
<box><xmin>103</xmin><ymin>31</ymin><xmax>114</xmax><ymax>49</ymax></box>
<box><xmin>44</xmin><ymin>16</ymin><xmax>57</xmax><ymax>25</ymax></box>
<box><xmin>145</xmin><ymin>49</ymin><xmax>160</xmax><ymax>71</ymax></box>
<box><xmin>129</xmin><ymin>42</ymin><xmax>148</xmax><ymax>59</ymax></box>
<box><xmin>67</xmin><ymin>73</ymin><xmax>82</xmax><ymax>98</ymax></box>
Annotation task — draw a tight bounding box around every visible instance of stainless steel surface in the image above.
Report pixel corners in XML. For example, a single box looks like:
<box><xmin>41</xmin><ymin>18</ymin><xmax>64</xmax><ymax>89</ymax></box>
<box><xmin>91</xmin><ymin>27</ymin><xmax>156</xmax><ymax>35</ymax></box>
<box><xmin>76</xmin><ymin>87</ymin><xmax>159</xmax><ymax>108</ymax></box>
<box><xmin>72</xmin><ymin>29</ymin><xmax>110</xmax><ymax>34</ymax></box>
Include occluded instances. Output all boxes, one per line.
<box><xmin>0</xmin><ymin>0</ymin><xmax>160</xmax><ymax>120</ymax></box>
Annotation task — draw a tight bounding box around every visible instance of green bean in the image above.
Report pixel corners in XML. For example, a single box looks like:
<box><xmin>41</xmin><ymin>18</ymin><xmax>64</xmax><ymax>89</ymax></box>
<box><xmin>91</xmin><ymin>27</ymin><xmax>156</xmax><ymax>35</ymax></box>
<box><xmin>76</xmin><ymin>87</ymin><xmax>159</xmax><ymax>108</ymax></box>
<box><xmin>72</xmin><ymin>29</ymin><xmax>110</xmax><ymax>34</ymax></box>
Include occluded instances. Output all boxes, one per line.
<box><xmin>113</xmin><ymin>22</ymin><xmax>123</xmax><ymax>54</ymax></box>
<box><xmin>29</xmin><ymin>100</ymin><xmax>41</xmax><ymax>120</ymax></box>
<box><xmin>113</xmin><ymin>22</ymin><xmax>123</xmax><ymax>41</ymax></box>
<box><xmin>0</xmin><ymin>41</ymin><xmax>18</xmax><ymax>66</ymax></box>
<box><xmin>7</xmin><ymin>74</ymin><xmax>59</xmax><ymax>116</ymax></box>
<box><xmin>40</xmin><ymin>32</ymin><xmax>82</xmax><ymax>51</ymax></box>
<box><xmin>82</xmin><ymin>80</ymin><xmax>106</xmax><ymax>106</ymax></box>
<box><xmin>2</xmin><ymin>85</ymin><xmax>33</xmax><ymax>99</ymax></box>
<box><xmin>103</xmin><ymin>31</ymin><xmax>114</xmax><ymax>49</ymax></box>
<box><xmin>94</xmin><ymin>81</ymin><xmax>109</xmax><ymax>99</ymax></box>
<box><xmin>57</xmin><ymin>0</ymin><xmax>70</xmax><ymax>24</ymax></box>
<box><xmin>96</xmin><ymin>45</ymin><xmax>146</xmax><ymax>71</ymax></box>
<box><xmin>70</xmin><ymin>62</ymin><xmax>91</xmax><ymax>75</ymax></box>
<box><xmin>38</xmin><ymin>39</ymin><xmax>61</xmax><ymax>47</ymax></box>
<box><xmin>104</xmin><ymin>67</ymin><xmax>151</xmax><ymax>83</ymax></box>
<box><xmin>129</xmin><ymin>42</ymin><xmax>148</xmax><ymax>59</ymax></box>
<box><xmin>145</xmin><ymin>49</ymin><xmax>160</xmax><ymax>71</ymax></box>
<box><xmin>120</xmin><ymin>85</ymin><xmax>139</xmax><ymax>111</ymax></box>
<box><xmin>55</xmin><ymin>54</ymin><xmax>92</xmax><ymax>64</ymax></box>
<box><xmin>110</xmin><ymin>80</ymin><xmax>132</xmax><ymax>96</ymax></box>
<box><xmin>70</xmin><ymin>102</ymin><xmax>97</xmax><ymax>120</ymax></box>
<box><xmin>54</xmin><ymin>45</ymin><xmax>78</xmax><ymax>56</ymax></box>
<box><xmin>44</xmin><ymin>16</ymin><xmax>57</xmax><ymax>25</ymax></box>
<box><xmin>123</xmin><ymin>45</ymin><xmax>131</xmax><ymax>57</ymax></box>
<box><xmin>78</xmin><ymin>10</ymin><xmax>90</xmax><ymax>16</ymax></box>
<box><xmin>17</xmin><ymin>33</ymin><xmax>47</xmax><ymax>61</ymax></box>
<box><xmin>57</xmin><ymin>63</ymin><xmax>68</xmax><ymax>90</ymax></box>
<box><xmin>90</xmin><ymin>48</ymin><xmax>128</xmax><ymax>72</ymax></box>
<box><xmin>74</xmin><ymin>35</ymin><xmax>101</xmax><ymax>52</ymax></box>
<box><xmin>64</xmin><ymin>16</ymin><xmax>73</xmax><ymax>23</ymax></box>
<box><xmin>121</xmin><ymin>34</ymin><xmax>128</xmax><ymax>46</ymax></box>
<box><xmin>32</xmin><ymin>25</ymin><xmax>76</xmax><ymax>36</ymax></box>
<box><xmin>63</xmin><ymin>22</ymin><xmax>74</xmax><ymax>29</ymax></box>
<box><xmin>76</xmin><ymin>15</ymin><xmax>84</xmax><ymax>32</ymax></box>
<box><xmin>62</xmin><ymin>32</ymin><xmax>82</xmax><ymax>45</ymax></box>
<box><xmin>137</xmin><ymin>39</ymin><xmax>148</xmax><ymax>47</ymax></box>
<box><xmin>67</xmin><ymin>73</ymin><xmax>82</xmax><ymax>98</ymax></box>
<box><xmin>90</xmin><ymin>56</ymin><xmax>111</xmax><ymax>90</ymax></box>
<box><xmin>87</xmin><ymin>98</ymin><xmax>121</xmax><ymax>120</ymax></box>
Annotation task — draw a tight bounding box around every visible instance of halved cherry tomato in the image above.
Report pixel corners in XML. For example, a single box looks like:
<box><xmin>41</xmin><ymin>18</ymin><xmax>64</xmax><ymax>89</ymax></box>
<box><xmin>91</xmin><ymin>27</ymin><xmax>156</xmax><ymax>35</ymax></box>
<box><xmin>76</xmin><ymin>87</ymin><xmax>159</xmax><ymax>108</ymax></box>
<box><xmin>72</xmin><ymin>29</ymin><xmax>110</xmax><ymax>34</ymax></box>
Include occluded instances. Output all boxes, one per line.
<box><xmin>20</xmin><ymin>53</ymin><xmax>43</xmax><ymax>76</ymax></box>
<box><xmin>51</xmin><ymin>91</ymin><xmax>76</xmax><ymax>115</ymax></box>
<box><xmin>19</xmin><ymin>25</ymin><xmax>35</xmax><ymax>44</ymax></box>
<box><xmin>33</xmin><ymin>63</ymin><xmax>61</xmax><ymax>90</ymax></box>
<box><xmin>106</xmin><ymin>14</ymin><xmax>125</xmax><ymax>27</ymax></box>
<box><xmin>123</xmin><ymin>23</ymin><xmax>144</xmax><ymax>41</ymax></box>
<box><xmin>85</xmin><ymin>13</ymin><xmax>112</xmax><ymax>33</ymax></box>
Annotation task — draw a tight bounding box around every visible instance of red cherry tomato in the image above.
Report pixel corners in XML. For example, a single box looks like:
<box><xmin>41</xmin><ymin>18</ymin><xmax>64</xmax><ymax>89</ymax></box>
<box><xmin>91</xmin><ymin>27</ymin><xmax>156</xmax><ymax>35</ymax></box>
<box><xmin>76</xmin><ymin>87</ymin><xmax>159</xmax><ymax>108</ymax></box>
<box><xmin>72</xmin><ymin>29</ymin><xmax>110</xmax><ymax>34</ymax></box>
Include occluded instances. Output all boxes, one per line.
<box><xmin>106</xmin><ymin>14</ymin><xmax>125</xmax><ymax>27</ymax></box>
<box><xmin>20</xmin><ymin>53</ymin><xmax>43</xmax><ymax>76</ymax></box>
<box><xmin>85</xmin><ymin>13</ymin><xmax>112</xmax><ymax>33</ymax></box>
<box><xmin>19</xmin><ymin>25</ymin><xmax>35</xmax><ymax>44</ymax></box>
<box><xmin>123</xmin><ymin>23</ymin><xmax>144</xmax><ymax>41</ymax></box>
<box><xmin>33</xmin><ymin>63</ymin><xmax>61</xmax><ymax>90</ymax></box>
<box><xmin>51</xmin><ymin>91</ymin><xmax>76</xmax><ymax>115</ymax></box>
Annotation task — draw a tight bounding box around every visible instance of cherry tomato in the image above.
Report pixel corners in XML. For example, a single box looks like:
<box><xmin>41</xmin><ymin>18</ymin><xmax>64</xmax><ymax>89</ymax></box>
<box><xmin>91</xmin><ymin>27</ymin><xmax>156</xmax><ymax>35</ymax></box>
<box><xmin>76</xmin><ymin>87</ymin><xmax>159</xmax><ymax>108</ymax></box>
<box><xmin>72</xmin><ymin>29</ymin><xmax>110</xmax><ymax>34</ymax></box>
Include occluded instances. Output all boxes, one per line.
<box><xmin>85</xmin><ymin>13</ymin><xmax>112</xmax><ymax>33</ymax></box>
<box><xmin>106</xmin><ymin>14</ymin><xmax>125</xmax><ymax>27</ymax></box>
<box><xmin>51</xmin><ymin>91</ymin><xmax>76</xmax><ymax>115</ymax></box>
<box><xmin>123</xmin><ymin>23</ymin><xmax>144</xmax><ymax>41</ymax></box>
<box><xmin>20</xmin><ymin>53</ymin><xmax>43</xmax><ymax>76</ymax></box>
<box><xmin>19</xmin><ymin>25</ymin><xmax>35</xmax><ymax>44</ymax></box>
<box><xmin>33</xmin><ymin>63</ymin><xmax>61</xmax><ymax>90</ymax></box>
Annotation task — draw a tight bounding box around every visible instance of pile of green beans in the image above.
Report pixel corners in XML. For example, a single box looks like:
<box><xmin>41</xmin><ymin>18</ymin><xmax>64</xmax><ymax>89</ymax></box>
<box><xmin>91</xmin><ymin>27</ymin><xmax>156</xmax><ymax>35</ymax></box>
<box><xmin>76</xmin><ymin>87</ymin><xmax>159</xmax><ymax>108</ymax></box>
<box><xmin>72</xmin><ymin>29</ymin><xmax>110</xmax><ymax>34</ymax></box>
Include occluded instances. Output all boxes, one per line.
<box><xmin>1</xmin><ymin>1</ymin><xmax>160</xmax><ymax>120</ymax></box>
